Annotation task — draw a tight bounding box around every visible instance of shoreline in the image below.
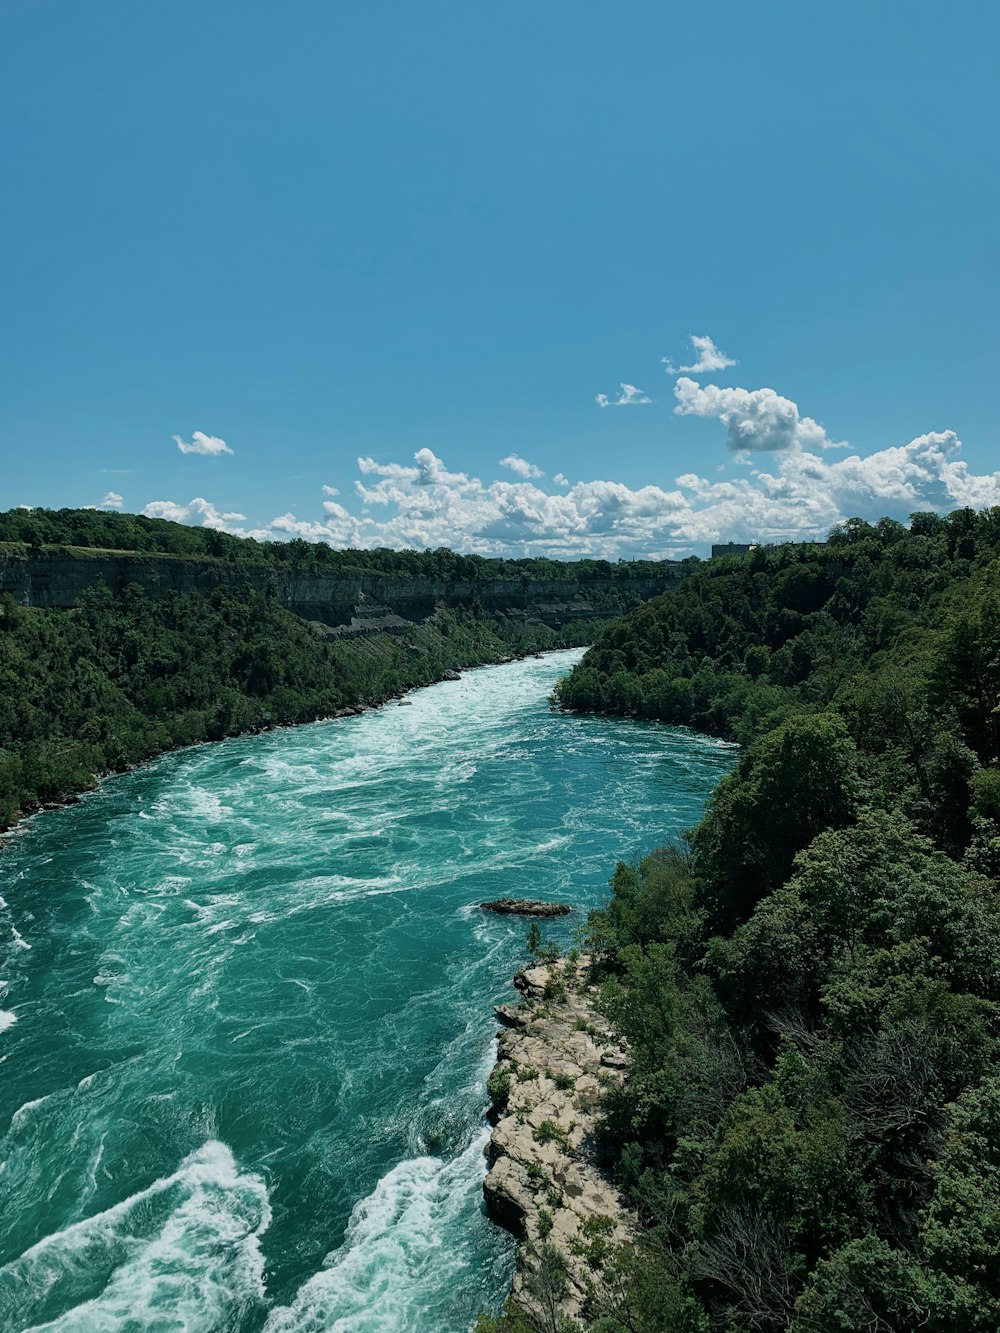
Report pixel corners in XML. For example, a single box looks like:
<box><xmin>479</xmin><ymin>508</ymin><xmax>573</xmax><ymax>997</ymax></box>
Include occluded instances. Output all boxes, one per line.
<box><xmin>0</xmin><ymin>644</ymin><xmax>585</xmax><ymax>851</ymax></box>
<box><xmin>482</xmin><ymin>955</ymin><xmax>633</xmax><ymax>1327</ymax></box>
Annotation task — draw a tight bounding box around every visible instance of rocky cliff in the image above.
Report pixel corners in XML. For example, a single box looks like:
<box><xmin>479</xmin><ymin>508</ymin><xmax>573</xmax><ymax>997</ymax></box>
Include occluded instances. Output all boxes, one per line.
<box><xmin>484</xmin><ymin>956</ymin><xmax>634</xmax><ymax>1326</ymax></box>
<box><xmin>0</xmin><ymin>547</ymin><xmax>683</xmax><ymax>633</ymax></box>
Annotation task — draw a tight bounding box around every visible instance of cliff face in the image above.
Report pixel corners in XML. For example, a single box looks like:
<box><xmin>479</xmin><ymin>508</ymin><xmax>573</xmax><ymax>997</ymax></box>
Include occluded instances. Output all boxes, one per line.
<box><xmin>484</xmin><ymin>956</ymin><xmax>634</xmax><ymax>1325</ymax></box>
<box><xmin>0</xmin><ymin>548</ymin><xmax>683</xmax><ymax>632</ymax></box>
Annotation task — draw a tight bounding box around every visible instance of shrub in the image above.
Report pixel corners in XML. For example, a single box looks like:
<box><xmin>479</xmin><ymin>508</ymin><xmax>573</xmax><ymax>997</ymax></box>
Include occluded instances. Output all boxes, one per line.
<box><xmin>536</xmin><ymin>1119</ymin><xmax>569</xmax><ymax>1147</ymax></box>
<box><xmin>486</xmin><ymin>1067</ymin><xmax>512</xmax><ymax>1106</ymax></box>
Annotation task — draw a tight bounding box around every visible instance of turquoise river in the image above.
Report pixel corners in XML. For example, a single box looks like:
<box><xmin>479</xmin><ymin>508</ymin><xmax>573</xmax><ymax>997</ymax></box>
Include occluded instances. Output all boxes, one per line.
<box><xmin>0</xmin><ymin>650</ymin><xmax>734</xmax><ymax>1332</ymax></box>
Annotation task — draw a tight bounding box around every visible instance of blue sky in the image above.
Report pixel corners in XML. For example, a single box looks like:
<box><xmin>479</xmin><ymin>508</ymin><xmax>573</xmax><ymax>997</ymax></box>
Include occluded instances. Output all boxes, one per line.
<box><xmin>2</xmin><ymin>0</ymin><xmax>998</xmax><ymax>556</ymax></box>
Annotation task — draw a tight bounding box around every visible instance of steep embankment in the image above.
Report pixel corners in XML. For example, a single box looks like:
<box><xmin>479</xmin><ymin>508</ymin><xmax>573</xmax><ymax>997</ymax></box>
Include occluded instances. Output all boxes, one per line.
<box><xmin>484</xmin><ymin>956</ymin><xmax>633</xmax><ymax>1326</ymax></box>
<box><xmin>0</xmin><ymin>546</ymin><xmax>681</xmax><ymax>633</ymax></box>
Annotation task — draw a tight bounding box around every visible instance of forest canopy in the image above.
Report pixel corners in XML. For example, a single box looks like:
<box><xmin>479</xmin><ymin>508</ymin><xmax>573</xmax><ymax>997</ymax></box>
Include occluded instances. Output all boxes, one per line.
<box><xmin>540</xmin><ymin>507</ymin><xmax>1000</xmax><ymax>1331</ymax></box>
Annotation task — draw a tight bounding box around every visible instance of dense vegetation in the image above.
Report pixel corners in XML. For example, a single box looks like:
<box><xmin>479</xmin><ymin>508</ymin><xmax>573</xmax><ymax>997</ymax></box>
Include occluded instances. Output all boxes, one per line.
<box><xmin>522</xmin><ymin>509</ymin><xmax>1000</xmax><ymax>1330</ymax></box>
<box><xmin>0</xmin><ymin>508</ymin><xmax>685</xmax><ymax>833</ymax></box>
<box><xmin>0</xmin><ymin>507</ymin><xmax>677</xmax><ymax>582</ymax></box>
<box><xmin>0</xmin><ymin>589</ymin><xmax>601</xmax><ymax>837</ymax></box>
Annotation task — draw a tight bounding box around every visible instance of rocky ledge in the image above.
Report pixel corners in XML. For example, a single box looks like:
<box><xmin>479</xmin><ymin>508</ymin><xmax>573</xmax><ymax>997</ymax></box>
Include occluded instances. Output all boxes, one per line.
<box><xmin>483</xmin><ymin>956</ymin><xmax>633</xmax><ymax>1325</ymax></box>
<box><xmin>479</xmin><ymin>898</ymin><xmax>572</xmax><ymax>918</ymax></box>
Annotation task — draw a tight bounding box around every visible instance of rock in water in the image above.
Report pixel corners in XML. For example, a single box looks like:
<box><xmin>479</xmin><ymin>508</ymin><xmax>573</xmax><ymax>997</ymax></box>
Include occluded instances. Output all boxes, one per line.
<box><xmin>479</xmin><ymin>898</ymin><xmax>571</xmax><ymax>917</ymax></box>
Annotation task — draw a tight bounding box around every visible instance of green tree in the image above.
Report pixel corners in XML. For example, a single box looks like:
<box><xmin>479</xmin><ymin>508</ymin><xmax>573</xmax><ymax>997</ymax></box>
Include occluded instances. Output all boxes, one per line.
<box><xmin>691</xmin><ymin>713</ymin><xmax>862</xmax><ymax>932</ymax></box>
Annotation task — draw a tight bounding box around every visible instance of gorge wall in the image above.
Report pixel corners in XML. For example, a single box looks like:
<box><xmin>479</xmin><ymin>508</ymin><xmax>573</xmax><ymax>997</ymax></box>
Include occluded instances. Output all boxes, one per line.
<box><xmin>0</xmin><ymin>547</ymin><xmax>684</xmax><ymax>635</ymax></box>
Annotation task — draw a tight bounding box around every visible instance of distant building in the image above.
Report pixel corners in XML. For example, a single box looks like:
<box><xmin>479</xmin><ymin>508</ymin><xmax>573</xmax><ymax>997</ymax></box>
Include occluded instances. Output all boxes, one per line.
<box><xmin>710</xmin><ymin>538</ymin><xmax>828</xmax><ymax>559</ymax></box>
<box><xmin>710</xmin><ymin>542</ymin><xmax>756</xmax><ymax>558</ymax></box>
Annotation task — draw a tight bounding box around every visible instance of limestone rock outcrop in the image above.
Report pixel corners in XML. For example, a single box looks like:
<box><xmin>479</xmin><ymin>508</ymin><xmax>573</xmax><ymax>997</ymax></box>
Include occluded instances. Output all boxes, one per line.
<box><xmin>0</xmin><ymin>548</ymin><xmax>682</xmax><ymax>634</ymax></box>
<box><xmin>483</xmin><ymin>956</ymin><xmax>634</xmax><ymax>1325</ymax></box>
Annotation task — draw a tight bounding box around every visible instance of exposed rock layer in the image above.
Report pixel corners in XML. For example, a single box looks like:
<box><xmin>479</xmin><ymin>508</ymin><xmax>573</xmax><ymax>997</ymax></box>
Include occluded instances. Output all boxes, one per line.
<box><xmin>0</xmin><ymin>548</ymin><xmax>683</xmax><ymax>633</ymax></box>
<box><xmin>483</xmin><ymin>957</ymin><xmax>633</xmax><ymax>1324</ymax></box>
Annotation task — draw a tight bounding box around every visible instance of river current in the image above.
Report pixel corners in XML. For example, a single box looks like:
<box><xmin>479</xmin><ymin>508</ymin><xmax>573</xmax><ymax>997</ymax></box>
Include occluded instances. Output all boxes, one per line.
<box><xmin>0</xmin><ymin>650</ymin><xmax>733</xmax><ymax>1332</ymax></box>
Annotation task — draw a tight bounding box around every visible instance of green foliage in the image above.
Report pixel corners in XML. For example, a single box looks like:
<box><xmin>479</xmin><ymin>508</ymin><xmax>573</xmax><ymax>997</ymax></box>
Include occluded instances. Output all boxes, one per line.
<box><xmin>585</xmin><ymin>1239</ymin><xmax>708</xmax><ymax>1332</ymax></box>
<box><xmin>791</xmin><ymin>1237</ymin><xmax>932</xmax><ymax>1332</ymax></box>
<box><xmin>587</xmin><ymin>847</ymin><xmax>700</xmax><ymax>965</ymax></box>
<box><xmin>690</xmin><ymin>713</ymin><xmax>862</xmax><ymax>931</ymax></box>
<box><xmin>543</xmin><ymin>973</ymin><xmax>567</xmax><ymax>1001</ymax></box>
<box><xmin>555</xmin><ymin>510</ymin><xmax>1000</xmax><ymax>847</ymax></box>
<box><xmin>487</xmin><ymin>1067</ymin><xmax>513</xmax><ymax>1108</ymax></box>
<box><xmin>0</xmin><ymin>505</ymin><xmax>678</xmax><ymax>584</ymax></box>
<box><xmin>568</xmin><ymin>510</ymin><xmax>1000</xmax><ymax>1327</ymax></box>
<box><xmin>536</xmin><ymin>1119</ymin><xmax>568</xmax><ymax>1147</ymax></box>
<box><xmin>477</xmin><ymin>1246</ymin><xmax>575</xmax><ymax>1333</ymax></box>
<box><xmin>0</xmin><ymin>567</ymin><xmax>603</xmax><ymax>832</ymax></box>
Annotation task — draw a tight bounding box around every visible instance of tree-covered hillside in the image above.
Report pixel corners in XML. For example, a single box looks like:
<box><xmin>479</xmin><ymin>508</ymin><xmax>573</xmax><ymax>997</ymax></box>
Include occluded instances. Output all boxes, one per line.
<box><xmin>527</xmin><ymin>509</ymin><xmax>1000</xmax><ymax>1330</ymax></box>
<box><xmin>0</xmin><ymin>507</ymin><xmax>675</xmax><ymax>582</ymax></box>
<box><xmin>558</xmin><ymin>509</ymin><xmax>1000</xmax><ymax>762</ymax></box>
<box><xmin>0</xmin><ymin>508</ymin><xmax>688</xmax><ymax>834</ymax></box>
<box><xmin>0</xmin><ymin>584</ymin><xmax>594</xmax><ymax>835</ymax></box>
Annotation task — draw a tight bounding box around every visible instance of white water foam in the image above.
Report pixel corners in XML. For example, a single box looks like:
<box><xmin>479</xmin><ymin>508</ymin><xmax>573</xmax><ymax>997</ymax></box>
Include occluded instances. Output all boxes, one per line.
<box><xmin>264</xmin><ymin>1130</ymin><xmax>494</xmax><ymax>1333</ymax></box>
<box><xmin>8</xmin><ymin>1093</ymin><xmax>52</xmax><ymax>1134</ymax></box>
<box><xmin>0</xmin><ymin>1011</ymin><xmax>16</xmax><ymax>1034</ymax></box>
<box><xmin>2</xmin><ymin>1141</ymin><xmax>270</xmax><ymax>1333</ymax></box>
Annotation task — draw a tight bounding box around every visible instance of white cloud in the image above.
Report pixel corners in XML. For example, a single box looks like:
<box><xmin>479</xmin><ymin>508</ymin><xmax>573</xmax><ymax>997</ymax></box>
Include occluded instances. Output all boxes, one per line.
<box><xmin>271</xmin><ymin>512</ymin><xmax>346</xmax><ymax>542</ymax></box>
<box><xmin>100</xmin><ymin>490</ymin><xmax>123</xmax><ymax>509</ymax></box>
<box><xmin>673</xmin><ymin>377</ymin><xmax>843</xmax><ymax>453</ymax></box>
<box><xmin>141</xmin><ymin>497</ymin><xmax>264</xmax><ymax>536</ymax></box>
<box><xmin>140</xmin><ymin>426</ymin><xmax>1000</xmax><ymax>558</ymax></box>
<box><xmin>140</xmin><ymin>379</ymin><xmax>1000</xmax><ymax>558</ymax></box>
<box><xmin>595</xmin><ymin>383</ymin><xmax>652</xmax><ymax>408</ymax></box>
<box><xmin>662</xmin><ymin>334</ymin><xmax>737</xmax><ymax>376</ymax></box>
<box><xmin>191</xmin><ymin>449</ymin><xmax>688</xmax><ymax>557</ymax></box>
<box><xmin>173</xmin><ymin>431</ymin><xmax>234</xmax><ymax>456</ymax></box>
<box><xmin>500</xmin><ymin>454</ymin><xmax>543</xmax><ymax>479</ymax></box>
<box><xmin>378</xmin><ymin>425</ymin><xmax>993</xmax><ymax>551</ymax></box>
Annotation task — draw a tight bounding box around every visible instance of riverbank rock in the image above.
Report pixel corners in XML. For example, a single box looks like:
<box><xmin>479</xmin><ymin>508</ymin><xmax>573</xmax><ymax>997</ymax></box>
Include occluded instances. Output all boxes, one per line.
<box><xmin>479</xmin><ymin>898</ymin><xmax>572</xmax><ymax>918</ymax></box>
<box><xmin>483</xmin><ymin>955</ymin><xmax>634</xmax><ymax>1325</ymax></box>
<box><xmin>493</xmin><ymin>1003</ymin><xmax>527</xmax><ymax>1030</ymax></box>
<box><xmin>512</xmin><ymin>964</ymin><xmax>552</xmax><ymax>999</ymax></box>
